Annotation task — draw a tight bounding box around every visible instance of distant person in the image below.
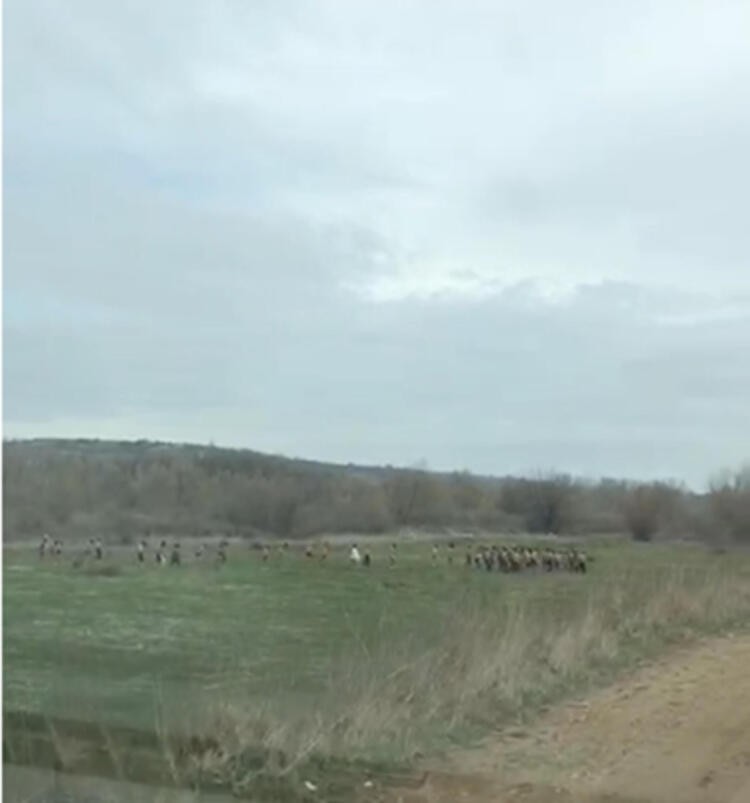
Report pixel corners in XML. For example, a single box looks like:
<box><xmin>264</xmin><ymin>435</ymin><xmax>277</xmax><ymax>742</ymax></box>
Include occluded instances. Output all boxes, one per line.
<box><xmin>170</xmin><ymin>542</ymin><xmax>181</xmax><ymax>566</ymax></box>
<box><xmin>261</xmin><ymin>545</ymin><xmax>270</xmax><ymax>562</ymax></box>
<box><xmin>54</xmin><ymin>540</ymin><xmax>63</xmax><ymax>558</ymax></box>
<box><xmin>483</xmin><ymin>549</ymin><xmax>494</xmax><ymax>572</ymax></box>
<box><xmin>94</xmin><ymin>539</ymin><xmax>103</xmax><ymax>560</ymax></box>
<box><xmin>363</xmin><ymin>551</ymin><xmax>371</xmax><ymax>567</ymax></box>
<box><xmin>431</xmin><ymin>545</ymin><xmax>439</xmax><ymax>565</ymax></box>
<box><xmin>573</xmin><ymin>549</ymin><xmax>587</xmax><ymax>573</ymax></box>
<box><xmin>137</xmin><ymin>540</ymin><xmax>146</xmax><ymax>563</ymax></box>
<box><xmin>38</xmin><ymin>534</ymin><xmax>50</xmax><ymax>559</ymax></box>
<box><xmin>350</xmin><ymin>544</ymin><xmax>362</xmax><ymax>565</ymax></box>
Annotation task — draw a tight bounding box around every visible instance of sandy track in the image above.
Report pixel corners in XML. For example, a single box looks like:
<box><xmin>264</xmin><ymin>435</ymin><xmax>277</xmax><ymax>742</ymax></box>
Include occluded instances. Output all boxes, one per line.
<box><xmin>382</xmin><ymin>633</ymin><xmax>750</xmax><ymax>803</ymax></box>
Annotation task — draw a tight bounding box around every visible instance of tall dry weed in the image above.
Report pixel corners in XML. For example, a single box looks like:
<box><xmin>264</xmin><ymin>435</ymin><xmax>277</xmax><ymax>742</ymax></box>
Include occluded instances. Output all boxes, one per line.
<box><xmin>177</xmin><ymin>565</ymin><xmax>750</xmax><ymax>793</ymax></box>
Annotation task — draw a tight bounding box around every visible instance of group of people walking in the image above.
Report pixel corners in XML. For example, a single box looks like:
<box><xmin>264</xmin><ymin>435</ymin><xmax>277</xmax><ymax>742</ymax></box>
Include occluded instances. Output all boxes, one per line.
<box><xmin>467</xmin><ymin>543</ymin><xmax>588</xmax><ymax>573</ymax></box>
<box><xmin>137</xmin><ymin>538</ymin><xmax>230</xmax><ymax>566</ymax></box>
<box><xmin>37</xmin><ymin>533</ymin><xmax>64</xmax><ymax>559</ymax></box>
<box><xmin>37</xmin><ymin>532</ymin><xmax>589</xmax><ymax>575</ymax></box>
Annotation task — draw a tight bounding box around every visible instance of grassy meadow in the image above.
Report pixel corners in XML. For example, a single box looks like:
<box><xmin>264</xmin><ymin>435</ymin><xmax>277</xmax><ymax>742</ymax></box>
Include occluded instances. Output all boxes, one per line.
<box><xmin>5</xmin><ymin>536</ymin><xmax>750</xmax><ymax>788</ymax></box>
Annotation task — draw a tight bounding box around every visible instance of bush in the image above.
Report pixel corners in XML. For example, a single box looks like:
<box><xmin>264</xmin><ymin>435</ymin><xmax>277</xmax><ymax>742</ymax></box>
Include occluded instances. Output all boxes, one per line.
<box><xmin>500</xmin><ymin>474</ymin><xmax>574</xmax><ymax>534</ymax></box>
<box><xmin>707</xmin><ymin>466</ymin><xmax>750</xmax><ymax>545</ymax></box>
<box><xmin>621</xmin><ymin>483</ymin><xmax>681</xmax><ymax>542</ymax></box>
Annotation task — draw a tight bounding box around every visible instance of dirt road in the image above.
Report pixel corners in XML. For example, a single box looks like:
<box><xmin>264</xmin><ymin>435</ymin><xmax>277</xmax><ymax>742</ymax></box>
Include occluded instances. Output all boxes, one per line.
<box><xmin>384</xmin><ymin>633</ymin><xmax>750</xmax><ymax>803</ymax></box>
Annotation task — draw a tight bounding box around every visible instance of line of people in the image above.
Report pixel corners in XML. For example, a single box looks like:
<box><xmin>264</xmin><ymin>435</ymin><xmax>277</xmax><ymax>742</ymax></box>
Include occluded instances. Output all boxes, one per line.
<box><xmin>349</xmin><ymin>542</ymin><xmax>403</xmax><ymax>567</ymax></box>
<box><xmin>137</xmin><ymin>539</ymin><xmax>230</xmax><ymax>566</ymax></box>
<box><xmin>466</xmin><ymin>544</ymin><xmax>588</xmax><ymax>573</ymax></box>
<box><xmin>37</xmin><ymin>533</ymin><xmax>64</xmax><ymax>558</ymax></box>
<box><xmin>38</xmin><ymin>533</ymin><xmax>588</xmax><ymax>575</ymax></box>
<box><xmin>270</xmin><ymin>540</ymin><xmax>588</xmax><ymax>573</ymax></box>
<box><xmin>38</xmin><ymin>534</ymin><xmax>107</xmax><ymax>563</ymax></box>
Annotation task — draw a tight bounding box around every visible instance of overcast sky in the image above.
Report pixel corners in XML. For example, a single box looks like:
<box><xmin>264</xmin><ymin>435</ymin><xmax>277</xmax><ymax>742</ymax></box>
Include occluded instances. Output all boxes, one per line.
<box><xmin>4</xmin><ymin>1</ymin><xmax>750</xmax><ymax>488</ymax></box>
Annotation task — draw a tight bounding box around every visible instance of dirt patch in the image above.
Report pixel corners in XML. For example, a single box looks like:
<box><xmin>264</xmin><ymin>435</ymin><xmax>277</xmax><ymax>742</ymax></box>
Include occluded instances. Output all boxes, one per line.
<box><xmin>379</xmin><ymin>634</ymin><xmax>750</xmax><ymax>803</ymax></box>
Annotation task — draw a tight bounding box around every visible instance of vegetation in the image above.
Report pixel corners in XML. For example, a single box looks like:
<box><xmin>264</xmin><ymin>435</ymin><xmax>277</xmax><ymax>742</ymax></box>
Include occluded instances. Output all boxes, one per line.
<box><xmin>707</xmin><ymin>466</ymin><xmax>750</xmax><ymax>545</ymax></box>
<box><xmin>621</xmin><ymin>482</ymin><xmax>682</xmax><ymax>542</ymax></box>
<box><xmin>4</xmin><ymin>439</ymin><xmax>750</xmax><ymax>545</ymax></box>
<box><xmin>4</xmin><ymin>540</ymin><xmax>750</xmax><ymax>798</ymax></box>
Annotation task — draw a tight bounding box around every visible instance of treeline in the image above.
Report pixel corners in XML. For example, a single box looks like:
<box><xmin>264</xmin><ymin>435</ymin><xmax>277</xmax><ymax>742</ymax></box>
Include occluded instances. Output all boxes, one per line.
<box><xmin>3</xmin><ymin>439</ymin><xmax>749</xmax><ymax>545</ymax></box>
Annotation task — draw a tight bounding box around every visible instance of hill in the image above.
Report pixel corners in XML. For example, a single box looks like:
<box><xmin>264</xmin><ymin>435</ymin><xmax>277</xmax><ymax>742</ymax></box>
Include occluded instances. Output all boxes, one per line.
<box><xmin>3</xmin><ymin>438</ymin><xmax>747</xmax><ymax>544</ymax></box>
<box><xmin>3</xmin><ymin>438</ymin><xmax>510</xmax><ymax>542</ymax></box>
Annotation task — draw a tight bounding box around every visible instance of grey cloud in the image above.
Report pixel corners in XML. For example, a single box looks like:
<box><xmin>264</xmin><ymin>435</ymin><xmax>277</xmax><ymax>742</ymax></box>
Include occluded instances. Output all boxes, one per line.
<box><xmin>4</xmin><ymin>0</ymin><xmax>750</xmax><ymax>488</ymax></box>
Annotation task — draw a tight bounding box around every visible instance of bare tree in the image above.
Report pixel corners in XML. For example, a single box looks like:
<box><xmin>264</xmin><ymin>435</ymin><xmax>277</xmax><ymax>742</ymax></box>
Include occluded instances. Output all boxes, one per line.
<box><xmin>707</xmin><ymin>465</ymin><xmax>750</xmax><ymax>545</ymax></box>
<box><xmin>621</xmin><ymin>482</ymin><xmax>680</xmax><ymax>542</ymax></box>
<box><xmin>501</xmin><ymin>473</ymin><xmax>575</xmax><ymax>534</ymax></box>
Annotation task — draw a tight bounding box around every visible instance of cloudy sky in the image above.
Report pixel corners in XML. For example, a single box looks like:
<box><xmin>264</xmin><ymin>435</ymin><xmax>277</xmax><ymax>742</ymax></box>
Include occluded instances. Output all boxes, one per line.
<box><xmin>4</xmin><ymin>1</ymin><xmax>750</xmax><ymax>487</ymax></box>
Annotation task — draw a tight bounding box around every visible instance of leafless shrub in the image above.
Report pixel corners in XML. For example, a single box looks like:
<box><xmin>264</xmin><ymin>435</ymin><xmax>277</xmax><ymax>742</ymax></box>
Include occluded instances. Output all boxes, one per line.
<box><xmin>621</xmin><ymin>482</ymin><xmax>681</xmax><ymax>542</ymax></box>
<box><xmin>501</xmin><ymin>473</ymin><xmax>575</xmax><ymax>533</ymax></box>
<box><xmin>707</xmin><ymin>465</ymin><xmax>750</xmax><ymax>545</ymax></box>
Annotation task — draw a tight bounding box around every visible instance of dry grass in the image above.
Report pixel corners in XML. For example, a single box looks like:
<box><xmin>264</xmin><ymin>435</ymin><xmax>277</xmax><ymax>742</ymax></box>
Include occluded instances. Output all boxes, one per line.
<box><xmin>175</xmin><ymin>564</ymin><xmax>750</xmax><ymax>798</ymax></box>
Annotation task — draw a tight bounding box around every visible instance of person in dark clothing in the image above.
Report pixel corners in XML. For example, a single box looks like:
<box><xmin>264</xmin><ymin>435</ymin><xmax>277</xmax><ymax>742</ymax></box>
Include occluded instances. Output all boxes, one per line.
<box><xmin>38</xmin><ymin>534</ymin><xmax>51</xmax><ymax>559</ymax></box>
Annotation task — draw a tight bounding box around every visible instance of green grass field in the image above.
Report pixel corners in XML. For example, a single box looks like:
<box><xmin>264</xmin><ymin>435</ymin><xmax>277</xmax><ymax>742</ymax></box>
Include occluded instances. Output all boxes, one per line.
<box><xmin>5</xmin><ymin>542</ymin><xmax>488</xmax><ymax>728</ymax></box>
<box><xmin>5</xmin><ymin>538</ymin><xmax>750</xmax><ymax>774</ymax></box>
